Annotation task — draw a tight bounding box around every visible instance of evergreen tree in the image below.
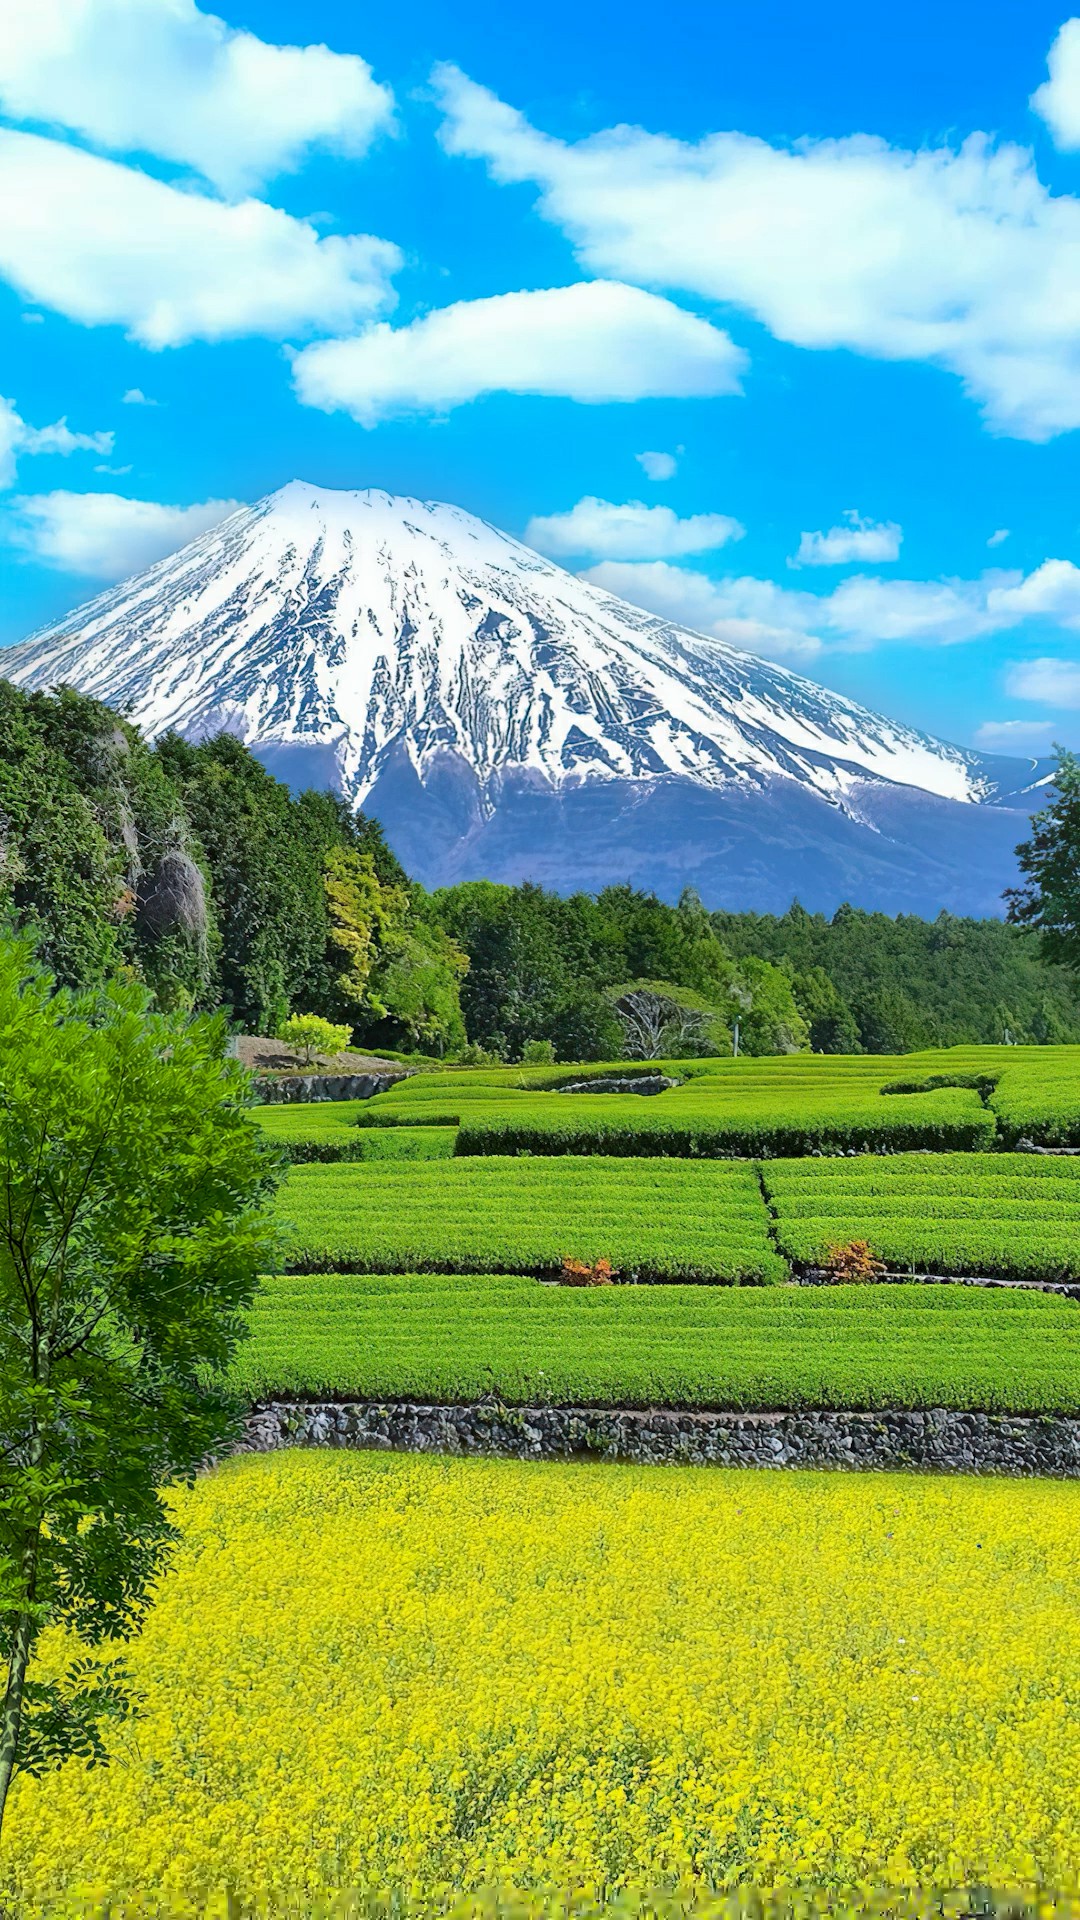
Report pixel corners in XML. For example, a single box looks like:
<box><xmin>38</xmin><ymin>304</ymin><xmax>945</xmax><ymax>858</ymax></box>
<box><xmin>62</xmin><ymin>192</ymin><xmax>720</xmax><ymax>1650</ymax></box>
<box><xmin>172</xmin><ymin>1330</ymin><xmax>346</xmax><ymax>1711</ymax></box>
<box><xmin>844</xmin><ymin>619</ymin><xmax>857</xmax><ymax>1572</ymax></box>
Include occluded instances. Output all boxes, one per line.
<box><xmin>1007</xmin><ymin>749</ymin><xmax>1080</xmax><ymax>975</ymax></box>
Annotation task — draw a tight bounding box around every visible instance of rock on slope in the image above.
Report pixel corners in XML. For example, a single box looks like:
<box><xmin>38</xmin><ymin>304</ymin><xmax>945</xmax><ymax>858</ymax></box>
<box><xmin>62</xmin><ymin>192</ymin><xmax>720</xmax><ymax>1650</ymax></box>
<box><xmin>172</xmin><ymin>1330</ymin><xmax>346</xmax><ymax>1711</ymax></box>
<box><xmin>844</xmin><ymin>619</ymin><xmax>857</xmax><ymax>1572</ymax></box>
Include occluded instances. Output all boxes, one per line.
<box><xmin>1</xmin><ymin>482</ymin><xmax>1049</xmax><ymax>913</ymax></box>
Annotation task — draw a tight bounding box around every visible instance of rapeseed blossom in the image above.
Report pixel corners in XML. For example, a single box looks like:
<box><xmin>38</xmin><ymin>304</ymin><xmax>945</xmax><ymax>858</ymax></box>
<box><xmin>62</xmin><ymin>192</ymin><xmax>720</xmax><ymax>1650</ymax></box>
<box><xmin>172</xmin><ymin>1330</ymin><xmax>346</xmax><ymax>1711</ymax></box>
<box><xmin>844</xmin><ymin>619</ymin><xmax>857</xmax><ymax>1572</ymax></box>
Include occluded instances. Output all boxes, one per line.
<box><xmin>4</xmin><ymin>1453</ymin><xmax>1080</xmax><ymax>1913</ymax></box>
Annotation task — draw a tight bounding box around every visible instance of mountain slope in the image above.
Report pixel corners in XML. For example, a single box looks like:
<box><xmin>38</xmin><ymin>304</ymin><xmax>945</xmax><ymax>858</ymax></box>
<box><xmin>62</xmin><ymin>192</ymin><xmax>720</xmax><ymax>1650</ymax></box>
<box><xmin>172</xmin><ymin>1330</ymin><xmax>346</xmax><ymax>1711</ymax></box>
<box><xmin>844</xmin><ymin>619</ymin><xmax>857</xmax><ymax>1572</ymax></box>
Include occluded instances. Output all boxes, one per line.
<box><xmin>1</xmin><ymin>482</ymin><xmax>1048</xmax><ymax>914</ymax></box>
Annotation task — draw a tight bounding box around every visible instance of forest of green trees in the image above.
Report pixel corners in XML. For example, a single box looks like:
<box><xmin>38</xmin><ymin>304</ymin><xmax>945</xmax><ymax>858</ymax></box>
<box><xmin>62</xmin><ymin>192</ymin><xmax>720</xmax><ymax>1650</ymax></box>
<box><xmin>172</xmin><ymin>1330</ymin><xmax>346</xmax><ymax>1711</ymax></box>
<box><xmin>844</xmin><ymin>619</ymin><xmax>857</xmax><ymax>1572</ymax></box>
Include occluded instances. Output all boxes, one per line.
<box><xmin>2</xmin><ymin>682</ymin><xmax>1077</xmax><ymax>1059</ymax></box>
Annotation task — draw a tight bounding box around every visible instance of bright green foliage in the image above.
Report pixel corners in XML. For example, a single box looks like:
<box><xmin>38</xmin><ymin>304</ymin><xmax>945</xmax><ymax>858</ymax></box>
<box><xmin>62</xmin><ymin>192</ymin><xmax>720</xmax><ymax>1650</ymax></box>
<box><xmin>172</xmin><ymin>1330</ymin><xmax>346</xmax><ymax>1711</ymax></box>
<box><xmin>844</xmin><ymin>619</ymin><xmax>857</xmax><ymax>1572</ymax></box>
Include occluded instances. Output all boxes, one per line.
<box><xmin>252</xmin><ymin>1044</ymin><xmax>1080</xmax><ymax>1159</ymax></box>
<box><xmin>764</xmin><ymin>1152</ymin><xmax>1080</xmax><ymax>1281</ymax></box>
<box><xmin>0</xmin><ymin>928</ymin><xmax>278</xmax><ymax>1837</ymax></box>
<box><xmin>0</xmin><ymin>684</ymin><xmax>213</xmax><ymax>1007</ymax></box>
<box><xmin>277</xmin><ymin>1014</ymin><xmax>351</xmax><ymax>1065</ymax></box>
<box><xmin>237</xmin><ymin>1274</ymin><xmax>1080</xmax><ymax>1414</ymax></box>
<box><xmin>1008</xmin><ymin>748</ymin><xmax>1080</xmax><ymax>977</ymax></box>
<box><xmin>322</xmin><ymin>843</ymin><xmax>401</xmax><ymax>1022</ymax></box>
<box><xmin>989</xmin><ymin>1047</ymin><xmax>1080</xmax><ymax>1144</ymax></box>
<box><xmin>718</xmin><ymin>897</ymin><xmax>1080</xmax><ymax>1049</ymax></box>
<box><xmin>349</xmin><ymin>1051</ymin><xmax>999</xmax><ymax>1155</ymax></box>
<box><xmin>255</xmin><ymin>1104</ymin><xmax>456</xmax><ymax>1164</ymax></box>
<box><xmin>365</xmin><ymin>905</ymin><xmax>469</xmax><ymax>1057</ymax></box>
<box><xmin>454</xmin><ymin>1083</ymin><xmax>995</xmax><ymax>1158</ymax></box>
<box><xmin>276</xmin><ymin>1157</ymin><xmax>784</xmax><ymax>1283</ymax></box>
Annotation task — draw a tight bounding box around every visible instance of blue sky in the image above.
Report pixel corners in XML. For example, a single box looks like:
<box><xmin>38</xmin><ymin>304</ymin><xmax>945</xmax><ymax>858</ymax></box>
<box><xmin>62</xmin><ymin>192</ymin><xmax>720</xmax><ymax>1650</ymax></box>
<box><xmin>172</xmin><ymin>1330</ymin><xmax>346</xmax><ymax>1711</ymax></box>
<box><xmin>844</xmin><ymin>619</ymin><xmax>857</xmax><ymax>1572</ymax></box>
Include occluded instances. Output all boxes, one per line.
<box><xmin>2</xmin><ymin>0</ymin><xmax>1080</xmax><ymax>754</ymax></box>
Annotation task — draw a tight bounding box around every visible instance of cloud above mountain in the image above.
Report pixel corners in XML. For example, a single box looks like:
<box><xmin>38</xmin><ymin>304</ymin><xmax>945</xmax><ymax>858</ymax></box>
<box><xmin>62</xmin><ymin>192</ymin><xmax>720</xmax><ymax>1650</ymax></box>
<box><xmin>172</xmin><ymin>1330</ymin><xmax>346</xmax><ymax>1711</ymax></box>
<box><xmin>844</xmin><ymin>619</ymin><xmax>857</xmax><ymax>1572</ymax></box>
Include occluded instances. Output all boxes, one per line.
<box><xmin>0</xmin><ymin>131</ymin><xmax>401</xmax><ymax>347</ymax></box>
<box><xmin>584</xmin><ymin>556</ymin><xmax>1080</xmax><ymax>660</ymax></box>
<box><xmin>526</xmin><ymin>497</ymin><xmax>743</xmax><ymax>560</ymax></box>
<box><xmin>434</xmin><ymin>60</ymin><xmax>1080</xmax><ymax>440</ymax></box>
<box><xmin>292</xmin><ymin>282</ymin><xmax>746</xmax><ymax>422</ymax></box>
<box><xmin>0</xmin><ymin>0</ymin><xmax>394</xmax><ymax>195</ymax></box>
<box><xmin>0</xmin><ymin>395</ymin><xmax>113</xmax><ymax>488</ymax></box>
<box><xmin>6</xmin><ymin>489</ymin><xmax>242</xmax><ymax>578</ymax></box>
<box><xmin>792</xmin><ymin>514</ymin><xmax>902</xmax><ymax>568</ymax></box>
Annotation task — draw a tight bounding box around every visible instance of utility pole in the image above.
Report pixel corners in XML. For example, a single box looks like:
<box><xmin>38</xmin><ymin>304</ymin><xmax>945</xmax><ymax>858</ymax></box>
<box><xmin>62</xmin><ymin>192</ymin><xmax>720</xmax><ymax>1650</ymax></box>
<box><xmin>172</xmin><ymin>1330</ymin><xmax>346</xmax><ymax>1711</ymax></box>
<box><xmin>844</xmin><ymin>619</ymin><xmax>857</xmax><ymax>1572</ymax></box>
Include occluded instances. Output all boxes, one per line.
<box><xmin>733</xmin><ymin>1019</ymin><xmax>740</xmax><ymax>1058</ymax></box>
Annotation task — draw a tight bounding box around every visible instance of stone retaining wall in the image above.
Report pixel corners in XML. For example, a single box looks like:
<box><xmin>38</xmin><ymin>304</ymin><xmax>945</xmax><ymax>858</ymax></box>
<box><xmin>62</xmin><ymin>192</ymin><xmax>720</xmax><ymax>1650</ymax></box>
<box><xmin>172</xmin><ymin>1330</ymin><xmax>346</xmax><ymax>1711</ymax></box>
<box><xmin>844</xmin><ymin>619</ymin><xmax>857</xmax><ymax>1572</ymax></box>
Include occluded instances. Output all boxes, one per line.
<box><xmin>242</xmin><ymin>1399</ymin><xmax>1080</xmax><ymax>1477</ymax></box>
<box><xmin>254</xmin><ymin>1072</ymin><xmax>400</xmax><ymax>1103</ymax></box>
<box><xmin>798</xmin><ymin>1268</ymin><xmax>1080</xmax><ymax>1299</ymax></box>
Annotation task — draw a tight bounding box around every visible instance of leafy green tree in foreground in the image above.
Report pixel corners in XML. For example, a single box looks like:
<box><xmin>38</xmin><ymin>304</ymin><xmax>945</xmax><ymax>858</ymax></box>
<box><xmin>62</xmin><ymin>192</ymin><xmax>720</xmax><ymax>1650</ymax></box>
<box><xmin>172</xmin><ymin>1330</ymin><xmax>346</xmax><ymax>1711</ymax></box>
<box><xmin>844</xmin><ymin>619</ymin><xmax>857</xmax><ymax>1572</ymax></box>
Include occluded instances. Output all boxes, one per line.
<box><xmin>0</xmin><ymin>930</ymin><xmax>278</xmax><ymax>1843</ymax></box>
<box><xmin>1007</xmin><ymin>748</ymin><xmax>1080</xmax><ymax>973</ymax></box>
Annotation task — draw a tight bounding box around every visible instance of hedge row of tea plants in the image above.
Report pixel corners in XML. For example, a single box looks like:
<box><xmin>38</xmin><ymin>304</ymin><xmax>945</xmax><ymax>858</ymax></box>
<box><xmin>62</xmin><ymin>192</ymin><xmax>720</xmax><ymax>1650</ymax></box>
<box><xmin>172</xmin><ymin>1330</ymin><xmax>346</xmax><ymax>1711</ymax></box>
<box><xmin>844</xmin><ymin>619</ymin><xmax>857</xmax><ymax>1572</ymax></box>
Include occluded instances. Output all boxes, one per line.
<box><xmin>763</xmin><ymin>1153</ymin><xmax>1080</xmax><ymax>1281</ymax></box>
<box><xmin>276</xmin><ymin>1156</ymin><xmax>785</xmax><ymax>1283</ymax></box>
<box><xmin>453</xmin><ymin>1084</ymin><xmax>996</xmax><ymax>1157</ymax></box>
<box><xmin>257</xmin><ymin>1045</ymin><xmax>1080</xmax><ymax>1159</ymax></box>
<box><xmin>237</xmin><ymin>1272</ymin><xmax>1080</xmax><ymax>1413</ymax></box>
<box><xmin>256</xmin><ymin>1104</ymin><xmax>456</xmax><ymax>1162</ymax></box>
<box><xmin>990</xmin><ymin>1053</ymin><xmax>1080</xmax><ymax>1145</ymax></box>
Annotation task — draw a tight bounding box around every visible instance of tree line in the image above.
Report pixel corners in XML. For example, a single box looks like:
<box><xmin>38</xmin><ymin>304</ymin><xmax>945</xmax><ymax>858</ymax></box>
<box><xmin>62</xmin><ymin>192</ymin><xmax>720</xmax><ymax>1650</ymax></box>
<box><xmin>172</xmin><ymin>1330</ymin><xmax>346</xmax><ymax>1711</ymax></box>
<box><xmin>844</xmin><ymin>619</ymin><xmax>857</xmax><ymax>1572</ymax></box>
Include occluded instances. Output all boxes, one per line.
<box><xmin>2</xmin><ymin>681</ymin><xmax>1078</xmax><ymax>1058</ymax></box>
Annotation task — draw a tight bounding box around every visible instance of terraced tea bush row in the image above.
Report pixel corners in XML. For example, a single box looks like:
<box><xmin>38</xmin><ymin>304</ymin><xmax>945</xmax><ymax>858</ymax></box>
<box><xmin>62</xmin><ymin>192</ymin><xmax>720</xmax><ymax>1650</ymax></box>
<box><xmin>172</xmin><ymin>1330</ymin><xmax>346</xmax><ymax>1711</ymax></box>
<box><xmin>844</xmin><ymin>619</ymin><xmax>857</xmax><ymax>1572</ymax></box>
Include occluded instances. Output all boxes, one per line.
<box><xmin>454</xmin><ymin>1085</ymin><xmax>996</xmax><ymax>1158</ymax></box>
<box><xmin>237</xmin><ymin>1272</ymin><xmax>1080</xmax><ymax>1414</ymax></box>
<box><xmin>990</xmin><ymin>1053</ymin><xmax>1080</xmax><ymax>1145</ymax></box>
<box><xmin>258</xmin><ymin>1045</ymin><xmax>1080</xmax><ymax>1158</ymax></box>
<box><xmin>276</xmin><ymin>1158</ymin><xmax>784</xmax><ymax>1283</ymax></box>
<box><xmin>763</xmin><ymin>1153</ymin><xmax>1080</xmax><ymax>1280</ymax></box>
<box><xmin>256</xmin><ymin>1103</ymin><xmax>455</xmax><ymax>1162</ymax></box>
<box><xmin>319</xmin><ymin>1062</ymin><xmax>1000</xmax><ymax>1156</ymax></box>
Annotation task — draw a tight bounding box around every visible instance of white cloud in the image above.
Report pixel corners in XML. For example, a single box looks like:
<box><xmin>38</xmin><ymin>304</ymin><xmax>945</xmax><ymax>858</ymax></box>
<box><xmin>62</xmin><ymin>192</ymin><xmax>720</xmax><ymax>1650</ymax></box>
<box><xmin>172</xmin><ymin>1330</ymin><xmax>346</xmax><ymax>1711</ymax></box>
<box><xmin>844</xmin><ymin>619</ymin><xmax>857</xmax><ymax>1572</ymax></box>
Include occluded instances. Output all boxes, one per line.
<box><xmin>526</xmin><ymin>496</ymin><xmax>743</xmax><ymax>560</ymax></box>
<box><xmin>0</xmin><ymin>399</ymin><xmax>22</xmax><ymax>489</ymax></box>
<box><xmin>19</xmin><ymin>417</ymin><xmax>113</xmax><ymax>458</ymax></box>
<box><xmin>585</xmin><ymin>561</ymin><xmax>827</xmax><ymax>662</ymax></box>
<box><xmin>791</xmin><ymin>512</ymin><xmax>902</xmax><ymax>567</ymax></box>
<box><xmin>988</xmin><ymin>527</ymin><xmax>1010</xmax><ymax>547</ymax></box>
<box><xmin>636</xmin><ymin>449</ymin><xmax>678</xmax><ymax>480</ymax></box>
<box><xmin>583</xmin><ymin>557</ymin><xmax>1055</xmax><ymax>661</ymax></box>
<box><xmin>434</xmin><ymin>63</ymin><xmax>1080</xmax><ymax>440</ymax></box>
<box><xmin>987</xmin><ymin>558</ymin><xmax>1080</xmax><ymax>627</ymax></box>
<box><xmin>0</xmin><ymin>393</ymin><xmax>113</xmax><ymax>487</ymax></box>
<box><xmin>122</xmin><ymin>387</ymin><xmax>157</xmax><ymax>405</ymax></box>
<box><xmin>292</xmin><ymin>281</ymin><xmax>746</xmax><ymax>425</ymax></box>
<box><xmin>0</xmin><ymin>0</ymin><xmax>393</xmax><ymax>196</ymax></box>
<box><xmin>1032</xmin><ymin>20</ymin><xmax>1080</xmax><ymax>150</ymax></box>
<box><xmin>1005</xmin><ymin>656</ymin><xmax>1080</xmax><ymax>707</ymax></box>
<box><xmin>974</xmin><ymin>718</ymin><xmax>1059</xmax><ymax>751</ymax></box>
<box><xmin>0</xmin><ymin>129</ymin><xmax>400</xmax><ymax>348</ymax></box>
<box><xmin>5</xmin><ymin>489</ymin><xmax>242</xmax><ymax>578</ymax></box>
<box><xmin>822</xmin><ymin>573</ymin><xmax>996</xmax><ymax>645</ymax></box>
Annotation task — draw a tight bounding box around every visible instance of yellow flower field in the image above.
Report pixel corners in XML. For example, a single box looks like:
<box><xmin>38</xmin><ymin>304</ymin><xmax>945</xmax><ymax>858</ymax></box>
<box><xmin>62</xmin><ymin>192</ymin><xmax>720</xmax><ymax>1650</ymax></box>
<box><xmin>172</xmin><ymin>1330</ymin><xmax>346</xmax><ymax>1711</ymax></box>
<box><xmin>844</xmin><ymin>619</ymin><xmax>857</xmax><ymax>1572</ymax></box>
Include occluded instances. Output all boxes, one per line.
<box><xmin>5</xmin><ymin>1452</ymin><xmax>1080</xmax><ymax>1915</ymax></box>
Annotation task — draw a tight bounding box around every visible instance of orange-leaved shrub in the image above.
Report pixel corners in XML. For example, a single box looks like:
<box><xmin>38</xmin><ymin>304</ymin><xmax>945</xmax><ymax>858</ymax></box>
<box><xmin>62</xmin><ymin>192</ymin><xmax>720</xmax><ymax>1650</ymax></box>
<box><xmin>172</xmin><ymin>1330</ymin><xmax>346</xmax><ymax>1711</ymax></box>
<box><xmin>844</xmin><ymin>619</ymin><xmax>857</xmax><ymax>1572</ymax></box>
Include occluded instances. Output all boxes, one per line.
<box><xmin>824</xmin><ymin>1239</ymin><xmax>886</xmax><ymax>1282</ymax></box>
<box><xmin>559</xmin><ymin>1256</ymin><xmax>617</xmax><ymax>1286</ymax></box>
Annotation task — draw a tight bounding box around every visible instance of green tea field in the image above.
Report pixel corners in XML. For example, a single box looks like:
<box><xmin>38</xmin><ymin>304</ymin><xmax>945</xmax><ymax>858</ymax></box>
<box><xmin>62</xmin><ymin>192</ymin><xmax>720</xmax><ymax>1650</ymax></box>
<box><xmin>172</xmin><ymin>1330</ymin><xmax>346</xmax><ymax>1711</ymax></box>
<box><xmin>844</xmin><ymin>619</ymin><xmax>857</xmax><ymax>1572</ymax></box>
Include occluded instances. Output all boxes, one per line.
<box><xmin>253</xmin><ymin>1047</ymin><xmax>1080</xmax><ymax>1423</ymax></box>
<box><xmin>239</xmin><ymin>1273</ymin><xmax>1080</xmax><ymax>1411</ymax></box>
<box><xmin>257</xmin><ymin>1042</ymin><xmax>1080</xmax><ymax>1160</ymax></box>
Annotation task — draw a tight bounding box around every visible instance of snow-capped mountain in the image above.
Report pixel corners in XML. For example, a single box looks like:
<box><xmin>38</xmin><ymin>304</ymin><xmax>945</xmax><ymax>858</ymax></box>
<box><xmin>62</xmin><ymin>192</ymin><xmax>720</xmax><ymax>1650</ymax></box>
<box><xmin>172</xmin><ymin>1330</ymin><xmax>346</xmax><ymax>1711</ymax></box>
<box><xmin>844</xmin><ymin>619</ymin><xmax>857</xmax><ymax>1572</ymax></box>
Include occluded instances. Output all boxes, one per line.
<box><xmin>1</xmin><ymin>482</ymin><xmax>1049</xmax><ymax>913</ymax></box>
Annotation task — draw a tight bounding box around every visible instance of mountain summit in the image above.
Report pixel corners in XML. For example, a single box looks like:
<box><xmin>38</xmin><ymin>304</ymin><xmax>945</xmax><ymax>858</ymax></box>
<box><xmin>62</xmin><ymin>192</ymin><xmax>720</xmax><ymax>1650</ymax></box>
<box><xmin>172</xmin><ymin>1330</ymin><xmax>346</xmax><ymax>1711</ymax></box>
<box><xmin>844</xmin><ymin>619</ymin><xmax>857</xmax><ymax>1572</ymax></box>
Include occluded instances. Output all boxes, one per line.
<box><xmin>2</xmin><ymin>482</ymin><xmax>1047</xmax><ymax>913</ymax></box>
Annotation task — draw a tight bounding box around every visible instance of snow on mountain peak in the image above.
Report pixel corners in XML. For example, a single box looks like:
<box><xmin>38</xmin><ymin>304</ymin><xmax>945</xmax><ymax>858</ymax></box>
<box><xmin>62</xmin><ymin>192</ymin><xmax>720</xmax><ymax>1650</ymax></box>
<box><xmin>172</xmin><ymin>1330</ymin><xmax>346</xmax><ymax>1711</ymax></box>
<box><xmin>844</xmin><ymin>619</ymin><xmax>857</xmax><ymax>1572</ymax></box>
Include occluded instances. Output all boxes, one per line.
<box><xmin>0</xmin><ymin>482</ymin><xmax>1020</xmax><ymax>824</ymax></box>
